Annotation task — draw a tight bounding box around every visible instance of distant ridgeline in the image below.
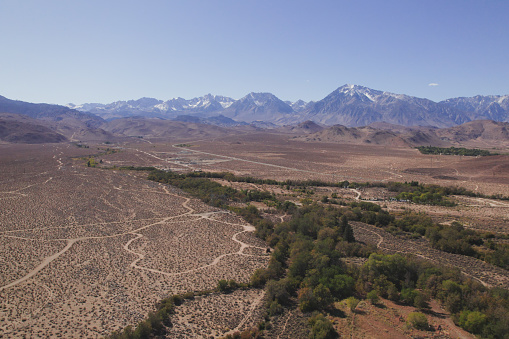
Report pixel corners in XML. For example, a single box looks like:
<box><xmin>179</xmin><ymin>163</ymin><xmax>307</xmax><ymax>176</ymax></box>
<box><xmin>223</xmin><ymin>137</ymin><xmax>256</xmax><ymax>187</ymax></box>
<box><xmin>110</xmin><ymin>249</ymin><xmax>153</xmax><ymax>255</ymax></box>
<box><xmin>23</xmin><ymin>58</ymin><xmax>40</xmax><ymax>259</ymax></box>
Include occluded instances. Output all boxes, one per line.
<box><xmin>416</xmin><ymin>146</ymin><xmax>498</xmax><ymax>156</ymax></box>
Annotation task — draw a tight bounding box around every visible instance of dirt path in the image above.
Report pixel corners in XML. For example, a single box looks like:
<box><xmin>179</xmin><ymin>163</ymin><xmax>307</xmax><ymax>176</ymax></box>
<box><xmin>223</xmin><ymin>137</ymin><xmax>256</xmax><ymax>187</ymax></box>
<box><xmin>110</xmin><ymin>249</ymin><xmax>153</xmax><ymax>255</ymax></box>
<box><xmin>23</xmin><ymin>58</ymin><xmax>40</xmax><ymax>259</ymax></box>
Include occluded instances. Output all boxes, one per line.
<box><xmin>122</xmin><ymin>213</ymin><xmax>268</xmax><ymax>278</ymax></box>
<box><xmin>0</xmin><ymin>239</ymin><xmax>76</xmax><ymax>292</ymax></box>
<box><xmin>222</xmin><ymin>290</ymin><xmax>266</xmax><ymax>337</ymax></box>
<box><xmin>473</xmin><ymin>197</ymin><xmax>509</xmax><ymax>207</ymax></box>
<box><xmin>351</xmin><ymin>188</ymin><xmax>362</xmax><ymax>200</ymax></box>
<box><xmin>0</xmin><ymin>182</ymin><xmax>201</xmax><ymax>291</ymax></box>
<box><xmin>277</xmin><ymin>309</ymin><xmax>293</xmax><ymax>339</ymax></box>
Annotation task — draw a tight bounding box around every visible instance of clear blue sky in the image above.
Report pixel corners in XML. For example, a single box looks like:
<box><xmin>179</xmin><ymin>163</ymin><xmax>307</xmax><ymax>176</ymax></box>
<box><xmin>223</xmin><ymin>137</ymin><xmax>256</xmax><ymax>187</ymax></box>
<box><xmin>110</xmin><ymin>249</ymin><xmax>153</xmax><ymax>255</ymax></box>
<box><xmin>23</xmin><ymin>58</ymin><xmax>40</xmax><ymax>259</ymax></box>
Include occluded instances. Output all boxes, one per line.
<box><xmin>1</xmin><ymin>0</ymin><xmax>508</xmax><ymax>105</ymax></box>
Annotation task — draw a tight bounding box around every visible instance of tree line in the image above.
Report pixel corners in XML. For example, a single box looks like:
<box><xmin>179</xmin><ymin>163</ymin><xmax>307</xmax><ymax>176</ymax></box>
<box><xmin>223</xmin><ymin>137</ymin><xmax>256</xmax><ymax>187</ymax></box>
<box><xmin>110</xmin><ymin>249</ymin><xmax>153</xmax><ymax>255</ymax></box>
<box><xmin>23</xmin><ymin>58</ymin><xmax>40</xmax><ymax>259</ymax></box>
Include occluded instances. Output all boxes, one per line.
<box><xmin>416</xmin><ymin>146</ymin><xmax>497</xmax><ymax>157</ymax></box>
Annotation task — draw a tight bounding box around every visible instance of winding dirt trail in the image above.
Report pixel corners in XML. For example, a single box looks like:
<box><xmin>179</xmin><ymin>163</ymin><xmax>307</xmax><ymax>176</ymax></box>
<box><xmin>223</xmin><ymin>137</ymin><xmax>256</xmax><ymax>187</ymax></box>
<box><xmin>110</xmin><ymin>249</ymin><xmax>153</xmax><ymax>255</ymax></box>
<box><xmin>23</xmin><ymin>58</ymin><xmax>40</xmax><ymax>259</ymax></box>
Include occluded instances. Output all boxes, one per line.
<box><xmin>0</xmin><ymin>182</ymin><xmax>204</xmax><ymax>291</ymax></box>
<box><xmin>0</xmin><ymin>239</ymin><xmax>76</xmax><ymax>292</ymax></box>
<box><xmin>122</xmin><ymin>212</ymin><xmax>268</xmax><ymax>278</ymax></box>
<box><xmin>351</xmin><ymin>188</ymin><xmax>362</xmax><ymax>200</ymax></box>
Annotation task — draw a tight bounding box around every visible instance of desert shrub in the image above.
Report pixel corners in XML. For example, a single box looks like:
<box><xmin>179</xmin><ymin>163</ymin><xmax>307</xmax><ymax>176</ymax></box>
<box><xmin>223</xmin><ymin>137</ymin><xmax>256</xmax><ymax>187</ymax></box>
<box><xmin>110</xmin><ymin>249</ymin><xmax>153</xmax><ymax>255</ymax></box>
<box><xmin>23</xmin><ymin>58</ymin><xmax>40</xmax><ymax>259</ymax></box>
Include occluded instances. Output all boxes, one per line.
<box><xmin>346</xmin><ymin>296</ymin><xmax>359</xmax><ymax>312</ymax></box>
<box><xmin>367</xmin><ymin>290</ymin><xmax>379</xmax><ymax>304</ymax></box>
<box><xmin>407</xmin><ymin>312</ymin><xmax>428</xmax><ymax>330</ymax></box>
<box><xmin>309</xmin><ymin>313</ymin><xmax>337</xmax><ymax>339</ymax></box>
<box><xmin>228</xmin><ymin>279</ymin><xmax>239</xmax><ymax>290</ymax></box>
<box><xmin>217</xmin><ymin>279</ymin><xmax>228</xmax><ymax>292</ymax></box>
<box><xmin>267</xmin><ymin>300</ymin><xmax>283</xmax><ymax>316</ymax></box>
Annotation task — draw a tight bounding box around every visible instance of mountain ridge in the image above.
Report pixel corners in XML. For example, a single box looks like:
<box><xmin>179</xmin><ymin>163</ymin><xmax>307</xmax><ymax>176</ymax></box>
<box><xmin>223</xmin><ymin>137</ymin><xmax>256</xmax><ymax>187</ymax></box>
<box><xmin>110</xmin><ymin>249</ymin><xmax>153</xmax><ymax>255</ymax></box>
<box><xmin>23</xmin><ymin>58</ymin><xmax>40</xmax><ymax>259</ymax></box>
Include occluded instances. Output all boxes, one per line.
<box><xmin>298</xmin><ymin>119</ymin><xmax>509</xmax><ymax>148</ymax></box>
<box><xmin>67</xmin><ymin>85</ymin><xmax>509</xmax><ymax>128</ymax></box>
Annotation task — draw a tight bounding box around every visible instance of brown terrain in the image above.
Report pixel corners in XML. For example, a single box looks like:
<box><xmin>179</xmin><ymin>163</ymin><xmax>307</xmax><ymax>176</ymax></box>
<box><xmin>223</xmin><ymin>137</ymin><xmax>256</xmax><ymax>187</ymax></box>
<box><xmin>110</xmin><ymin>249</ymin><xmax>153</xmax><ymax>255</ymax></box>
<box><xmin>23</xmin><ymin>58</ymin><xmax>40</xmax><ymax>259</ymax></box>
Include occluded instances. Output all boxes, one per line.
<box><xmin>0</xmin><ymin>119</ymin><xmax>508</xmax><ymax>338</ymax></box>
<box><xmin>0</xmin><ymin>113</ymin><xmax>67</xmax><ymax>144</ymax></box>
<box><xmin>298</xmin><ymin>119</ymin><xmax>509</xmax><ymax>149</ymax></box>
<box><xmin>0</xmin><ymin>143</ymin><xmax>269</xmax><ymax>337</ymax></box>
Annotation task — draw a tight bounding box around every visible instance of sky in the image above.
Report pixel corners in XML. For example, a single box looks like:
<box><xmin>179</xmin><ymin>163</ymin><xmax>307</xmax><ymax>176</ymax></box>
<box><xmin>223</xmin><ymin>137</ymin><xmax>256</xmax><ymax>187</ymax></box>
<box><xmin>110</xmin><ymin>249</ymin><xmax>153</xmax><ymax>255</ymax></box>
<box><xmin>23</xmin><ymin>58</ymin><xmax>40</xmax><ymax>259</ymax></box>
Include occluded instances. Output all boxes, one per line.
<box><xmin>1</xmin><ymin>0</ymin><xmax>508</xmax><ymax>105</ymax></box>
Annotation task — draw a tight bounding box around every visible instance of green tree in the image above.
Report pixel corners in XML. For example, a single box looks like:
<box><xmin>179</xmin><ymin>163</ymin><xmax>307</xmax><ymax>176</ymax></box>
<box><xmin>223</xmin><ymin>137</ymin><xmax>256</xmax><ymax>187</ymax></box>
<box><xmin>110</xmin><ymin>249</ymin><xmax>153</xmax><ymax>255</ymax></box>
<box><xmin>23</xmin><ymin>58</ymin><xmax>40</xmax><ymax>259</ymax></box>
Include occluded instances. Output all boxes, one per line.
<box><xmin>314</xmin><ymin>284</ymin><xmax>334</xmax><ymax>309</ymax></box>
<box><xmin>298</xmin><ymin>287</ymin><xmax>317</xmax><ymax>312</ymax></box>
<box><xmin>413</xmin><ymin>292</ymin><xmax>429</xmax><ymax>310</ymax></box>
<box><xmin>458</xmin><ymin>310</ymin><xmax>487</xmax><ymax>334</ymax></box>
<box><xmin>400</xmin><ymin>288</ymin><xmax>418</xmax><ymax>305</ymax></box>
<box><xmin>250</xmin><ymin>268</ymin><xmax>268</xmax><ymax>287</ymax></box>
<box><xmin>266</xmin><ymin>279</ymin><xmax>290</xmax><ymax>305</ymax></box>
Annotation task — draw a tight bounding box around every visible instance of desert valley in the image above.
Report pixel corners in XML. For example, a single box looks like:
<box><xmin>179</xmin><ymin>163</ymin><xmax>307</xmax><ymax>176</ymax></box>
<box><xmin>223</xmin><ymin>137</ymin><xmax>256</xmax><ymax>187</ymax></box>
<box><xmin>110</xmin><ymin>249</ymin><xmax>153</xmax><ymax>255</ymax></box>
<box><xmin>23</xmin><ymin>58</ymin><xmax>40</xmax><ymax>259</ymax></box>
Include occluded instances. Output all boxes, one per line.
<box><xmin>1</xmin><ymin>88</ymin><xmax>509</xmax><ymax>338</ymax></box>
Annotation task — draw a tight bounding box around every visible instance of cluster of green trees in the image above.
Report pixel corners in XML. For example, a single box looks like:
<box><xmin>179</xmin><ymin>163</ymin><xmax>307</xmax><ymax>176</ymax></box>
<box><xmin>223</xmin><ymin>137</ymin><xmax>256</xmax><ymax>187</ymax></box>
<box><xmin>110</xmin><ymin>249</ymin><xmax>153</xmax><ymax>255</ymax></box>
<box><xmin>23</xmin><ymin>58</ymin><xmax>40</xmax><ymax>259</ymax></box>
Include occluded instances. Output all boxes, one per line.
<box><xmin>358</xmin><ymin>253</ymin><xmax>509</xmax><ymax>337</ymax></box>
<box><xmin>74</xmin><ymin>143</ymin><xmax>89</xmax><ymax>148</ymax></box>
<box><xmin>148</xmin><ymin>170</ymin><xmax>278</xmax><ymax>208</ymax></box>
<box><xmin>483</xmin><ymin>243</ymin><xmax>509</xmax><ymax>270</ymax></box>
<box><xmin>150</xmin><ymin>169</ymin><xmax>509</xmax><ymax>203</ymax></box>
<box><xmin>117</xmin><ymin>166</ymin><xmax>157</xmax><ymax>171</ymax></box>
<box><xmin>440</xmin><ymin>185</ymin><xmax>509</xmax><ymax>201</ymax></box>
<box><xmin>170</xmin><ymin>169</ymin><xmax>376</xmax><ymax>190</ymax></box>
<box><xmin>247</xmin><ymin>204</ymin><xmax>364</xmax><ymax>338</ymax></box>
<box><xmin>416</xmin><ymin>146</ymin><xmax>496</xmax><ymax>156</ymax></box>
<box><xmin>115</xmin><ymin>168</ymin><xmax>509</xmax><ymax>338</ymax></box>
<box><xmin>107</xmin><ymin>294</ymin><xmax>180</xmax><ymax>339</ymax></box>
<box><xmin>381</xmin><ymin>211</ymin><xmax>509</xmax><ymax>270</ymax></box>
<box><xmin>386</xmin><ymin>182</ymin><xmax>456</xmax><ymax>206</ymax></box>
<box><xmin>426</xmin><ymin>222</ymin><xmax>481</xmax><ymax>257</ymax></box>
<box><xmin>248</xmin><ymin>199</ymin><xmax>509</xmax><ymax>337</ymax></box>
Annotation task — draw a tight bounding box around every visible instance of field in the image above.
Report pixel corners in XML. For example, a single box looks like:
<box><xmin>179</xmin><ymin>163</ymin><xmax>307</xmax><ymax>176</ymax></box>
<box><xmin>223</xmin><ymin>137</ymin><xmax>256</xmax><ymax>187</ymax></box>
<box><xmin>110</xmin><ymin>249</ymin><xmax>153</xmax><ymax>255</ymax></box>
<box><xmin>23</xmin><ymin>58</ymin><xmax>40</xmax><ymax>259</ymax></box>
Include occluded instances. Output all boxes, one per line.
<box><xmin>1</xmin><ymin>131</ymin><xmax>508</xmax><ymax>338</ymax></box>
<box><xmin>0</xmin><ymin>143</ymin><xmax>269</xmax><ymax>337</ymax></box>
<box><xmin>117</xmin><ymin>132</ymin><xmax>509</xmax><ymax>196</ymax></box>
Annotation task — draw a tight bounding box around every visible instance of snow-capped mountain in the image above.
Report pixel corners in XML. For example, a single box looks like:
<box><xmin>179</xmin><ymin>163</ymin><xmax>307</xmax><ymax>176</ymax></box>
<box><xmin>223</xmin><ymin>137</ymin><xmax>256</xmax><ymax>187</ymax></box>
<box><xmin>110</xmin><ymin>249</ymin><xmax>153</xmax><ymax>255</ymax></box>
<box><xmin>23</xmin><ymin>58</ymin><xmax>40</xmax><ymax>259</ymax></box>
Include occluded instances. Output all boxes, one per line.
<box><xmin>221</xmin><ymin>92</ymin><xmax>294</xmax><ymax>123</ymax></box>
<box><xmin>293</xmin><ymin>84</ymin><xmax>471</xmax><ymax>128</ymax></box>
<box><xmin>441</xmin><ymin>95</ymin><xmax>509</xmax><ymax>122</ymax></box>
<box><xmin>67</xmin><ymin>85</ymin><xmax>509</xmax><ymax>127</ymax></box>
<box><xmin>68</xmin><ymin>95</ymin><xmax>235</xmax><ymax>120</ymax></box>
<box><xmin>156</xmin><ymin>94</ymin><xmax>235</xmax><ymax>113</ymax></box>
<box><xmin>285</xmin><ymin>99</ymin><xmax>312</xmax><ymax>113</ymax></box>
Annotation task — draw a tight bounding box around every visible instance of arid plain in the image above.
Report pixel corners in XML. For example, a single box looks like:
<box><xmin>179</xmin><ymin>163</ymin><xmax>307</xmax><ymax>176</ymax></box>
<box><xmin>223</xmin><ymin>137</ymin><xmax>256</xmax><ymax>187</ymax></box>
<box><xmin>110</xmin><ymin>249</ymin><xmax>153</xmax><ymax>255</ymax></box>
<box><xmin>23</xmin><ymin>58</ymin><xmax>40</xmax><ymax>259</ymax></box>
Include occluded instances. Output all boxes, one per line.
<box><xmin>1</xmin><ymin>131</ymin><xmax>508</xmax><ymax>338</ymax></box>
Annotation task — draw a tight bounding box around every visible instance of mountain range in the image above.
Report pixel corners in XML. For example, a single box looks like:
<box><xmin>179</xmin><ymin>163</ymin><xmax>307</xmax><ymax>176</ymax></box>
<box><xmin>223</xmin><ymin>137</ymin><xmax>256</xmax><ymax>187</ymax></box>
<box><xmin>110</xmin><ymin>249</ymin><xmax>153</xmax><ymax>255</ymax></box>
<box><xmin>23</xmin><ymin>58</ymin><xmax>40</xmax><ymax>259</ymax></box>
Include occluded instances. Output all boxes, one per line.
<box><xmin>2</xmin><ymin>84</ymin><xmax>509</xmax><ymax>144</ymax></box>
<box><xmin>66</xmin><ymin>84</ymin><xmax>509</xmax><ymax>128</ymax></box>
<box><xmin>2</xmin><ymin>91</ymin><xmax>509</xmax><ymax>149</ymax></box>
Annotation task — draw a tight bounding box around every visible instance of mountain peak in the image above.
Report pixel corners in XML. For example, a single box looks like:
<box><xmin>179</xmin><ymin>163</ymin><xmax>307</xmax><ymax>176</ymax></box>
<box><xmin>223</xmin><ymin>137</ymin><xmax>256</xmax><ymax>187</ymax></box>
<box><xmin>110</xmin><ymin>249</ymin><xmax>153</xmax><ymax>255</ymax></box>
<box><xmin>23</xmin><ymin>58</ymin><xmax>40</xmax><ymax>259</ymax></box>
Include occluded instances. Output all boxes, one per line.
<box><xmin>338</xmin><ymin>84</ymin><xmax>368</xmax><ymax>92</ymax></box>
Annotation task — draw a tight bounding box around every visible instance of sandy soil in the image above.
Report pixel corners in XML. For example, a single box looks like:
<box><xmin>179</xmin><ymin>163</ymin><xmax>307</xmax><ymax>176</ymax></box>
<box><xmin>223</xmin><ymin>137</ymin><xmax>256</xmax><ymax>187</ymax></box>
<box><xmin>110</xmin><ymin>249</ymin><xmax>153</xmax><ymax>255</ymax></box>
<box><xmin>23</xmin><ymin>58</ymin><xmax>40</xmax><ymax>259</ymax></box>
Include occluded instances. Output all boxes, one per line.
<box><xmin>1</xmin><ymin>132</ymin><xmax>507</xmax><ymax>338</ymax></box>
<box><xmin>333</xmin><ymin>298</ymin><xmax>475</xmax><ymax>339</ymax></box>
<box><xmin>0</xmin><ymin>143</ymin><xmax>269</xmax><ymax>338</ymax></box>
<box><xmin>165</xmin><ymin>289</ymin><xmax>266</xmax><ymax>338</ymax></box>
